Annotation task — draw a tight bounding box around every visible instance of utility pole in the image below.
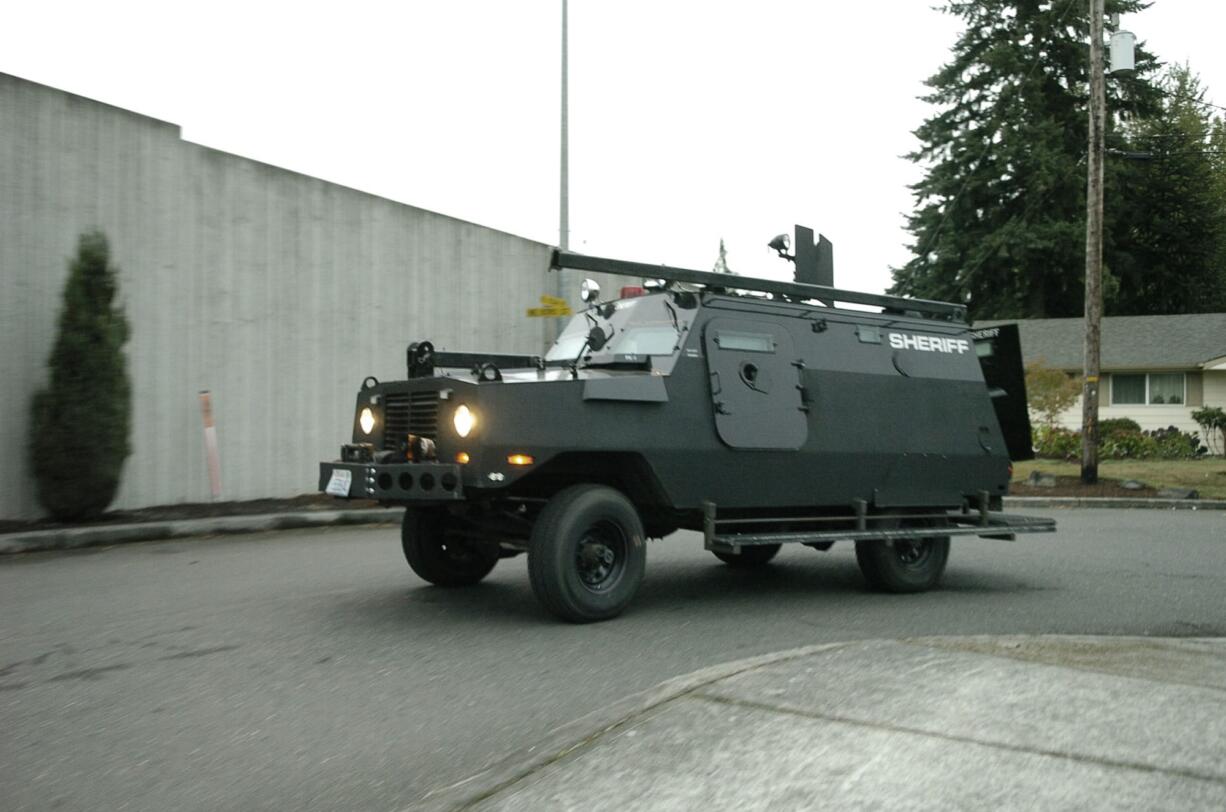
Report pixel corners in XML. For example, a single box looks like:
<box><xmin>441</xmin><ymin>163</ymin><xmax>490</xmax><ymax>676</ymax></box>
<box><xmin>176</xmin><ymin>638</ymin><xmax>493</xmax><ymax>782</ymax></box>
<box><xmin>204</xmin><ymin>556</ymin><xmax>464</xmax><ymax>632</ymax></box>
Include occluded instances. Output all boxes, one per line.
<box><xmin>559</xmin><ymin>0</ymin><xmax>569</xmax><ymax>253</ymax></box>
<box><xmin>1081</xmin><ymin>0</ymin><xmax>1105</xmax><ymax>485</ymax></box>
<box><xmin>556</xmin><ymin>0</ymin><xmax>569</xmax><ymax>342</ymax></box>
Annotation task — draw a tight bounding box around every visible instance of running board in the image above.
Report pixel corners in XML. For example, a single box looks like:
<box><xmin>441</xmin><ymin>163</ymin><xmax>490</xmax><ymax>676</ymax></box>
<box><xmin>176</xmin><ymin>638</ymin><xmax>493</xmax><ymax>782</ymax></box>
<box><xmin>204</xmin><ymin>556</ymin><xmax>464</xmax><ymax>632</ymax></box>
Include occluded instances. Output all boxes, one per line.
<box><xmin>702</xmin><ymin>499</ymin><xmax>1056</xmax><ymax>554</ymax></box>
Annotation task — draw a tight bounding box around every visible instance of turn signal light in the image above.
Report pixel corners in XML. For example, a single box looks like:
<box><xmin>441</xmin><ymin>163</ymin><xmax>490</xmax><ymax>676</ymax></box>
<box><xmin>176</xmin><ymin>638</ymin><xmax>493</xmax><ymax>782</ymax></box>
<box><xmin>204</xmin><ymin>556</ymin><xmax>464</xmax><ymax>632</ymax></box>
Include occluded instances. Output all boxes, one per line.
<box><xmin>456</xmin><ymin>452</ymin><xmax>470</xmax><ymax>464</ymax></box>
<box><xmin>507</xmin><ymin>454</ymin><xmax>534</xmax><ymax>466</ymax></box>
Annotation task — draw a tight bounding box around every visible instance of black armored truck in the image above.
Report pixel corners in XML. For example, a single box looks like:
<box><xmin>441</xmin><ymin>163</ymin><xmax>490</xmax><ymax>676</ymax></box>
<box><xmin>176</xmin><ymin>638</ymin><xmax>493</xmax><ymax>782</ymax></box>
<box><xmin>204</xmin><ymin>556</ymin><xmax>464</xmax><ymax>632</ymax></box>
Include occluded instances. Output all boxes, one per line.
<box><xmin>320</xmin><ymin>227</ymin><xmax>1054</xmax><ymax>622</ymax></box>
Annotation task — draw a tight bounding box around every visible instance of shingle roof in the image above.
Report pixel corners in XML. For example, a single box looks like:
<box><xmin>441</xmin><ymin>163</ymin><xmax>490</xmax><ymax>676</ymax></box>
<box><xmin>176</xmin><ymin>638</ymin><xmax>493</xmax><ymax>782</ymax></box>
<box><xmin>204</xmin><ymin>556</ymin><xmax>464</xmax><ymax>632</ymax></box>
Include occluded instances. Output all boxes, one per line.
<box><xmin>974</xmin><ymin>313</ymin><xmax>1226</xmax><ymax>370</ymax></box>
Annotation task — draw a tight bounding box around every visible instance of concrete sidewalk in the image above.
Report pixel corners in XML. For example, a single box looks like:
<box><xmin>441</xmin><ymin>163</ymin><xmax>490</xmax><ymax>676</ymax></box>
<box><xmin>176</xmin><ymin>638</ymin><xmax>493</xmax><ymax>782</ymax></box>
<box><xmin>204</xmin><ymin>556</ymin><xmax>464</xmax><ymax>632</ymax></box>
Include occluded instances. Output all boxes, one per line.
<box><xmin>417</xmin><ymin>636</ymin><xmax>1226</xmax><ymax>811</ymax></box>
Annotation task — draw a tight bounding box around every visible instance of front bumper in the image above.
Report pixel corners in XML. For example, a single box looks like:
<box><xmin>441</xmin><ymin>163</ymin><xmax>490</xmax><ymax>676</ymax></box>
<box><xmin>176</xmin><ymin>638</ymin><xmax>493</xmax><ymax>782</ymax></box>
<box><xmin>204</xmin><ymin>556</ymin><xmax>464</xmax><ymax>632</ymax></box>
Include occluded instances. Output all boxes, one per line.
<box><xmin>319</xmin><ymin>461</ymin><xmax>465</xmax><ymax>502</ymax></box>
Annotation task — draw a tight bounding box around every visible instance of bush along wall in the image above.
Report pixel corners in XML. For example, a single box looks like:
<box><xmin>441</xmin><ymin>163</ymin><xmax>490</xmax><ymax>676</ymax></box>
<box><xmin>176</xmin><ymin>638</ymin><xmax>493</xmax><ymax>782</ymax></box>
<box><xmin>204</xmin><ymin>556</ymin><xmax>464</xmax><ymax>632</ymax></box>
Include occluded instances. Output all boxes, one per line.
<box><xmin>29</xmin><ymin>232</ymin><xmax>132</xmax><ymax>520</ymax></box>
<box><xmin>1192</xmin><ymin>406</ymin><xmax>1226</xmax><ymax>456</ymax></box>
<box><xmin>1033</xmin><ymin>423</ymin><xmax>1207</xmax><ymax>461</ymax></box>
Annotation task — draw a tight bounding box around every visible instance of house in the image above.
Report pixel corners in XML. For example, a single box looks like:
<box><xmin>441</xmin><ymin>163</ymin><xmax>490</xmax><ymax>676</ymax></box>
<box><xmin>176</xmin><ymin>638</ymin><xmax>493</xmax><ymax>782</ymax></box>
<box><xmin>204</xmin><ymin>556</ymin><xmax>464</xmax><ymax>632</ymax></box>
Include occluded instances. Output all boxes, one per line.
<box><xmin>975</xmin><ymin>313</ymin><xmax>1226</xmax><ymax>440</ymax></box>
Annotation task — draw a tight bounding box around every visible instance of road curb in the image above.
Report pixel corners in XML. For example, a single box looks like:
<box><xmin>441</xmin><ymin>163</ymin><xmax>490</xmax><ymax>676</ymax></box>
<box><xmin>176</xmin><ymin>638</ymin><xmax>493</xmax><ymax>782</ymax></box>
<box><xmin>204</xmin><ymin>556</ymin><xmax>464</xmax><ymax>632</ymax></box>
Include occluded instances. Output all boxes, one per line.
<box><xmin>1004</xmin><ymin>496</ymin><xmax>1226</xmax><ymax>510</ymax></box>
<box><xmin>0</xmin><ymin>508</ymin><xmax>405</xmax><ymax>555</ymax></box>
<box><xmin>409</xmin><ymin>642</ymin><xmax>852</xmax><ymax>812</ymax></box>
<box><xmin>3</xmin><ymin>497</ymin><xmax>1221</xmax><ymax>556</ymax></box>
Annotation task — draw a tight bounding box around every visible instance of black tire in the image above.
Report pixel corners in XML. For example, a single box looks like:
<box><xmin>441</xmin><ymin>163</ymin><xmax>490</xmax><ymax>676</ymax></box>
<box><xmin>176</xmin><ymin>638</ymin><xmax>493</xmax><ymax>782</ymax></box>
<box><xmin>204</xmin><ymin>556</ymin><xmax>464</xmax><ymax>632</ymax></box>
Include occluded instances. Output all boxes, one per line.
<box><xmin>855</xmin><ymin>519</ymin><xmax>950</xmax><ymax>594</ymax></box>
<box><xmin>712</xmin><ymin>544</ymin><xmax>781</xmax><ymax>568</ymax></box>
<box><xmin>402</xmin><ymin>509</ymin><xmax>499</xmax><ymax>587</ymax></box>
<box><xmin>528</xmin><ymin>485</ymin><xmax>646</xmax><ymax>623</ymax></box>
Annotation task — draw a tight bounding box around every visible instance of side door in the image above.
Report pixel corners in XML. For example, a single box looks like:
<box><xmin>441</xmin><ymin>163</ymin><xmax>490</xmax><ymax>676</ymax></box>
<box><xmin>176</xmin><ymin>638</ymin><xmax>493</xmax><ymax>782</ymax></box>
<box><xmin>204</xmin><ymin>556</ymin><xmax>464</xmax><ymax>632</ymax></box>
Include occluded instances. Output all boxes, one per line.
<box><xmin>704</xmin><ymin>317</ymin><xmax>808</xmax><ymax>450</ymax></box>
<box><xmin>973</xmin><ymin>323</ymin><xmax>1034</xmax><ymax>461</ymax></box>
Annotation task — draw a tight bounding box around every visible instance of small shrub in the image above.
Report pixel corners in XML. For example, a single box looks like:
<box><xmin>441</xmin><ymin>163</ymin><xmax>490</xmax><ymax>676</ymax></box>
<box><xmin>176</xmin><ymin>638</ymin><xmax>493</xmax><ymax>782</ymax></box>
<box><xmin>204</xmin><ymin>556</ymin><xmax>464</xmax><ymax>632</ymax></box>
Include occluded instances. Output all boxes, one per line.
<box><xmin>1034</xmin><ymin>423</ymin><xmax>1205</xmax><ymax>460</ymax></box>
<box><xmin>1144</xmin><ymin>426</ymin><xmax>1205</xmax><ymax>459</ymax></box>
<box><xmin>1100</xmin><ymin>431</ymin><xmax>1157</xmax><ymax>459</ymax></box>
<box><xmin>29</xmin><ymin>231</ymin><xmax>131</xmax><ymax>520</ymax></box>
<box><xmin>1099</xmin><ymin>417</ymin><xmax>1142</xmax><ymax>441</ymax></box>
<box><xmin>1033</xmin><ymin>425</ymin><xmax>1081</xmax><ymax>460</ymax></box>
<box><xmin>1192</xmin><ymin>406</ymin><xmax>1226</xmax><ymax>455</ymax></box>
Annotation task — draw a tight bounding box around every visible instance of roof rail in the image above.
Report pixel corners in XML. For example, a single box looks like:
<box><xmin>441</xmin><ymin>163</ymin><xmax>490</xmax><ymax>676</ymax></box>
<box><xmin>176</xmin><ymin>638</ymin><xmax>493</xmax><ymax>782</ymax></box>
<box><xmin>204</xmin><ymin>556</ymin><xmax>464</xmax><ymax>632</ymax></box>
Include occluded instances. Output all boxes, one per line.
<box><xmin>551</xmin><ymin>249</ymin><xmax>966</xmax><ymax>322</ymax></box>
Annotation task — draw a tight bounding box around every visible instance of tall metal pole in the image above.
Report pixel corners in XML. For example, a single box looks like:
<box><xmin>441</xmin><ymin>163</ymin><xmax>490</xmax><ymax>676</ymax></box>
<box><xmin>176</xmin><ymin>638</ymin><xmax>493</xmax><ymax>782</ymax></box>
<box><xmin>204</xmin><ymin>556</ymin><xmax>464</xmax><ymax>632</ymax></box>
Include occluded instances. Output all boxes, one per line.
<box><xmin>559</xmin><ymin>0</ymin><xmax>569</xmax><ymax>254</ymax></box>
<box><xmin>1081</xmin><ymin>0</ymin><xmax>1105</xmax><ymax>485</ymax></box>
<box><xmin>555</xmin><ymin>0</ymin><xmax>569</xmax><ymax>343</ymax></box>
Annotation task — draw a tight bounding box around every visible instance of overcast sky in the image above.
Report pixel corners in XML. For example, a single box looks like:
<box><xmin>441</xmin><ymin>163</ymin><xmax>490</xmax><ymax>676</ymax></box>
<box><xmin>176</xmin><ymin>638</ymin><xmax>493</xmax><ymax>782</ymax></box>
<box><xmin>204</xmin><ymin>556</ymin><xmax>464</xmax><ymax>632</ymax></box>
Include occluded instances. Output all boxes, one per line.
<box><xmin>4</xmin><ymin>1</ymin><xmax>1224</xmax><ymax>297</ymax></box>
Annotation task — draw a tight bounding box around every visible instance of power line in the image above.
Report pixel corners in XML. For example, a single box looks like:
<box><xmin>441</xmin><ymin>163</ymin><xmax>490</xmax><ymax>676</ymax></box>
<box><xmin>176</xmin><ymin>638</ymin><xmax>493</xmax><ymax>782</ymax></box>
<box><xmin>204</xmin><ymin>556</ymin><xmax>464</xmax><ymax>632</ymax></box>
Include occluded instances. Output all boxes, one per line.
<box><xmin>1161</xmin><ymin>92</ymin><xmax>1226</xmax><ymax>116</ymax></box>
<box><xmin>1112</xmin><ymin>132</ymin><xmax>1202</xmax><ymax>140</ymax></box>
<box><xmin>1151</xmin><ymin>150</ymin><xmax>1226</xmax><ymax>157</ymax></box>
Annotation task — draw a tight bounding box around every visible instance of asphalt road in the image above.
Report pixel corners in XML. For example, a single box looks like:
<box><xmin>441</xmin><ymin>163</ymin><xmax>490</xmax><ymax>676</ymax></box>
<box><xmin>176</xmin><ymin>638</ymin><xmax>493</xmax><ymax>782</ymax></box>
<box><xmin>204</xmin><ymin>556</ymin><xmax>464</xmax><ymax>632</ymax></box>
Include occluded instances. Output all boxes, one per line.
<box><xmin>2</xmin><ymin>508</ymin><xmax>1224</xmax><ymax>811</ymax></box>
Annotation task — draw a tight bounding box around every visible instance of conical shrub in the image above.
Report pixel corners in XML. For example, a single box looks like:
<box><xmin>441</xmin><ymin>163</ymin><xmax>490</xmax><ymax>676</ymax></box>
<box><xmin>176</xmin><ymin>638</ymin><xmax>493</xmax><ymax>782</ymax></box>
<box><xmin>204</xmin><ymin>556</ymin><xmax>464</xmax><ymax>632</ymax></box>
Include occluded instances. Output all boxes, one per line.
<box><xmin>30</xmin><ymin>231</ymin><xmax>131</xmax><ymax>520</ymax></box>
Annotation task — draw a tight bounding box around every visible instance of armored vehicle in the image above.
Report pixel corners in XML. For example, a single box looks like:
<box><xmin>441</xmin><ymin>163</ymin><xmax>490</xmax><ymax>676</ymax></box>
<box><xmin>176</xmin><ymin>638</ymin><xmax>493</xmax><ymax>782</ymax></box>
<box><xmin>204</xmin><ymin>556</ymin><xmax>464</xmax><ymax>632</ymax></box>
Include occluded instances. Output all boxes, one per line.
<box><xmin>320</xmin><ymin>227</ymin><xmax>1054</xmax><ymax>622</ymax></box>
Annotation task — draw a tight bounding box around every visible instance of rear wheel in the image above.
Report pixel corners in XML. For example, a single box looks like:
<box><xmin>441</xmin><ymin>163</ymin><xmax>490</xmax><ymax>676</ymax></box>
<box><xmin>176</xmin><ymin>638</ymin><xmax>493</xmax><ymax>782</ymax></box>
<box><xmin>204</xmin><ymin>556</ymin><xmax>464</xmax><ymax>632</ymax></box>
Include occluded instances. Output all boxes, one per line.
<box><xmin>528</xmin><ymin>485</ymin><xmax>646</xmax><ymax>623</ymax></box>
<box><xmin>402</xmin><ymin>509</ymin><xmax>500</xmax><ymax>587</ymax></box>
<box><xmin>855</xmin><ymin>517</ymin><xmax>950</xmax><ymax>593</ymax></box>
<box><xmin>712</xmin><ymin>544</ymin><xmax>781</xmax><ymax>568</ymax></box>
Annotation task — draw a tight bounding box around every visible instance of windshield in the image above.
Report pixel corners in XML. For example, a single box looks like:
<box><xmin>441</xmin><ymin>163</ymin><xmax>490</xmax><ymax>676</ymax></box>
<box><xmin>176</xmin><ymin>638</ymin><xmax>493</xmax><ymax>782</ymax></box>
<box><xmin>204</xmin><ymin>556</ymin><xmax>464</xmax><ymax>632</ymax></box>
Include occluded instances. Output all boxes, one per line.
<box><xmin>546</xmin><ymin>329</ymin><xmax>590</xmax><ymax>362</ymax></box>
<box><xmin>612</xmin><ymin>324</ymin><xmax>679</xmax><ymax>355</ymax></box>
<box><xmin>544</xmin><ymin>296</ymin><xmax>683</xmax><ymax>363</ymax></box>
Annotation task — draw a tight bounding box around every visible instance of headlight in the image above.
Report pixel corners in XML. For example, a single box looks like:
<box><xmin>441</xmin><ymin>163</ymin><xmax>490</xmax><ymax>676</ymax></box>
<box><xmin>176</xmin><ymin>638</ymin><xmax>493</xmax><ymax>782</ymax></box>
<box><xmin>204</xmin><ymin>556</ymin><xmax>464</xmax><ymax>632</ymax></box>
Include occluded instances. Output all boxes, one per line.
<box><xmin>453</xmin><ymin>404</ymin><xmax>476</xmax><ymax>438</ymax></box>
<box><xmin>580</xmin><ymin>278</ymin><xmax>600</xmax><ymax>303</ymax></box>
<box><xmin>359</xmin><ymin>407</ymin><xmax>376</xmax><ymax>435</ymax></box>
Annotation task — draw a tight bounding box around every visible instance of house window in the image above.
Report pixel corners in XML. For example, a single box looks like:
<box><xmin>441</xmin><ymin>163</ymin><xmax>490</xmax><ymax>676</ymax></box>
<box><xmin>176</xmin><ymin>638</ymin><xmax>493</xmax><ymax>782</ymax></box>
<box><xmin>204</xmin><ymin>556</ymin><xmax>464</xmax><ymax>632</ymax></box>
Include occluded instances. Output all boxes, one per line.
<box><xmin>1148</xmin><ymin>373</ymin><xmax>1184</xmax><ymax>404</ymax></box>
<box><xmin>1112</xmin><ymin>374</ymin><xmax>1145</xmax><ymax>404</ymax></box>
<box><xmin>1111</xmin><ymin>373</ymin><xmax>1185</xmax><ymax>406</ymax></box>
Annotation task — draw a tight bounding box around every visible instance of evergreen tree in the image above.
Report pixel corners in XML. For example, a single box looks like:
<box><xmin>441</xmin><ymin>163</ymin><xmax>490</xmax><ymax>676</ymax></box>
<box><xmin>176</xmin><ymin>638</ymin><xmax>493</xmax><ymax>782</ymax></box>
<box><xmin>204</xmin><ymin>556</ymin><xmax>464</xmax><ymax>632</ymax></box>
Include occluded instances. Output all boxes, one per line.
<box><xmin>712</xmin><ymin>238</ymin><xmax>735</xmax><ymax>274</ymax></box>
<box><xmin>891</xmin><ymin>0</ymin><xmax>1160</xmax><ymax>319</ymax></box>
<box><xmin>1109</xmin><ymin>66</ymin><xmax>1226</xmax><ymax>314</ymax></box>
<box><xmin>1208</xmin><ymin>116</ymin><xmax>1226</xmax><ymax>304</ymax></box>
<box><xmin>30</xmin><ymin>232</ymin><xmax>132</xmax><ymax>520</ymax></box>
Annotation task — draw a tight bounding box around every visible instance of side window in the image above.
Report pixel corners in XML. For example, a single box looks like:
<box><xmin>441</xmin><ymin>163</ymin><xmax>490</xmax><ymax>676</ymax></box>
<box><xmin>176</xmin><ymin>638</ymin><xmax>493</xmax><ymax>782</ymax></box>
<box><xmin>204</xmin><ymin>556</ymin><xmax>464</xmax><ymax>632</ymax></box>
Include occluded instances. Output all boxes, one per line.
<box><xmin>616</xmin><ymin>325</ymin><xmax>679</xmax><ymax>355</ymax></box>
<box><xmin>715</xmin><ymin>331</ymin><xmax>775</xmax><ymax>353</ymax></box>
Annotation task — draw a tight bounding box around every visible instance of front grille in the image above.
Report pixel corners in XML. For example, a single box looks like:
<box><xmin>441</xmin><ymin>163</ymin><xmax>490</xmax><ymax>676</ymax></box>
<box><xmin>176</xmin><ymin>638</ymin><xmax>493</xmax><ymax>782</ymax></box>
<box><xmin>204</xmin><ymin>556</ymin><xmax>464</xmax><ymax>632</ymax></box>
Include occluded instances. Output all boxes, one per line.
<box><xmin>383</xmin><ymin>391</ymin><xmax>440</xmax><ymax>449</ymax></box>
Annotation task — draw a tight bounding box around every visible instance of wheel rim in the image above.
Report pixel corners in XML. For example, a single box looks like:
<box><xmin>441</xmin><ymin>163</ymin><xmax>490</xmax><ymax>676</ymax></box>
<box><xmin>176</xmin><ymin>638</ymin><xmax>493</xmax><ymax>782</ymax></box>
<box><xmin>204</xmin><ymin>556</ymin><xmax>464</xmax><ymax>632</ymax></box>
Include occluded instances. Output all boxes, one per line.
<box><xmin>892</xmin><ymin>538</ymin><xmax>934</xmax><ymax>568</ymax></box>
<box><xmin>436</xmin><ymin>526</ymin><xmax>484</xmax><ymax>570</ymax></box>
<box><xmin>575</xmin><ymin>520</ymin><xmax>627</xmax><ymax>592</ymax></box>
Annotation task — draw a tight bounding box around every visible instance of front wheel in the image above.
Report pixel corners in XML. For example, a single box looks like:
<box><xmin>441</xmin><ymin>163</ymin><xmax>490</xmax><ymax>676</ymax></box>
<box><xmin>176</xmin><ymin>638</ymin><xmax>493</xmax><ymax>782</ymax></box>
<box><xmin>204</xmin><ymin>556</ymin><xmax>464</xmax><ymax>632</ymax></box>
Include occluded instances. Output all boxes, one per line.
<box><xmin>855</xmin><ymin>519</ymin><xmax>950</xmax><ymax>593</ymax></box>
<box><xmin>402</xmin><ymin>510</ymin><xmax>500</xmax><ymax>587</ymax></box>
<box><xmin>528</xmin><ymin>485</ymin><xmax>646</xmax><ymax>623</ymax></box>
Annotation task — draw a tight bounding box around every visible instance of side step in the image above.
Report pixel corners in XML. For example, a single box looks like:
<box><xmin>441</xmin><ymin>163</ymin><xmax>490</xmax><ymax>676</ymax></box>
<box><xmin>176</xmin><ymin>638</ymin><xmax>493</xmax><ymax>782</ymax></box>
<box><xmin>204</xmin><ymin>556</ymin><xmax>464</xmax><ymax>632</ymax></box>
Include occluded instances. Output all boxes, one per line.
<box><xmin>702</xmin><ymin>497</ymin><xmax>1056</xmax><ymax>554</ymax></box>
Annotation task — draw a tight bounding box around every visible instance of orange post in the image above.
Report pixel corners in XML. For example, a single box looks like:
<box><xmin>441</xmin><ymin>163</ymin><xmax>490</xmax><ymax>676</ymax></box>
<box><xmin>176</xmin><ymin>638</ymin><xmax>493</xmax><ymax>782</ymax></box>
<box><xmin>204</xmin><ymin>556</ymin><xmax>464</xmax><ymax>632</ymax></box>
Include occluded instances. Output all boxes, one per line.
<box><xmin>199</xmin><ymin>391</ymin><xmax>222</xmax><ymax>499</ymax></box>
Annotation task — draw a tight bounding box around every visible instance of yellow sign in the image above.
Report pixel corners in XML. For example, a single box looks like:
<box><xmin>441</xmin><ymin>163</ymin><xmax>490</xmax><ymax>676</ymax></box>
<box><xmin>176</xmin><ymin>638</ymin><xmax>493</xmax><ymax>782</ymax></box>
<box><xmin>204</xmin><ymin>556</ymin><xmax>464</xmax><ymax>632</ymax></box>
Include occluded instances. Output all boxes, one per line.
<box><xmin>539</xmin><ymin>294</ymin><xmax>568</xmax><ymax>307</ymax></box>
<box><xmin>526</xmin><ymin>306</ymin><xmax>573</xmax><ymax>318</ymax></box>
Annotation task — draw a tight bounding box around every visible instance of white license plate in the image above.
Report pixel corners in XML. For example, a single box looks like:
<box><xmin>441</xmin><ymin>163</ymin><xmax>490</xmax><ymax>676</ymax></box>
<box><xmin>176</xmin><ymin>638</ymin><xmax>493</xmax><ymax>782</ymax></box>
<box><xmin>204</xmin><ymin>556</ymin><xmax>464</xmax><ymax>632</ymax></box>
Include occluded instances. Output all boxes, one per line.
<box><xmin>325</xmin><ymin>468</ymin><xmax>353</xmax><ymax>497</ymax></box>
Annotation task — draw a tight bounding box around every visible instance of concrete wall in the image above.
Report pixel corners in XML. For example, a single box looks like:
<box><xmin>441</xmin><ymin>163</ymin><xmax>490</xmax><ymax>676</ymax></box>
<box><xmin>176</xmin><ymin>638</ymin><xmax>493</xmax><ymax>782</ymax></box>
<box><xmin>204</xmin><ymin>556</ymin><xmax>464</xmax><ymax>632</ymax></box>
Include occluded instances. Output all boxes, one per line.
<box><xmin>0</xmin><ymin>73</ymin><xmax>572</xmax><ymax>519</ymax></box>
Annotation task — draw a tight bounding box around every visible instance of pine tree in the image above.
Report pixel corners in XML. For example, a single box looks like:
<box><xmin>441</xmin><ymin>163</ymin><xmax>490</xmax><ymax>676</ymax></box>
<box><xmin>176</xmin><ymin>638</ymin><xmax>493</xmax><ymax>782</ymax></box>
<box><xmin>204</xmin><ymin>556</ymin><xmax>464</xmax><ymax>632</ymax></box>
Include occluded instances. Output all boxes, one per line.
<box><xmin>30</xmin><ymin>232</ymin><xmax>132</xmax><ymax>520</ymax></box>
<box><xmin>1109</xmin><ymin>66</ymin><xmax>1226</xmax><ymax>314</ymax></box>
<box><xmin>712</xmin><ymin>238</ymin><xmax>735</xmax><ymax>274</ymax></box>
<box><xmin>891</xmin><ymin>0</ymin><xmax>1160</xmax><ymax>319</ymax></box>
<box><xmin>1208</xmin><ymin>115</ymin><xmax>1226</xmax><ymax>305</ymax></box>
